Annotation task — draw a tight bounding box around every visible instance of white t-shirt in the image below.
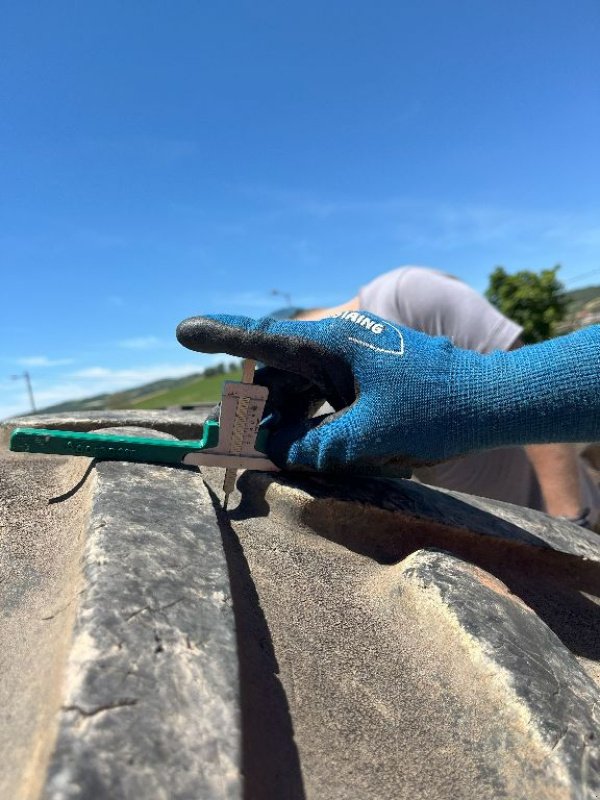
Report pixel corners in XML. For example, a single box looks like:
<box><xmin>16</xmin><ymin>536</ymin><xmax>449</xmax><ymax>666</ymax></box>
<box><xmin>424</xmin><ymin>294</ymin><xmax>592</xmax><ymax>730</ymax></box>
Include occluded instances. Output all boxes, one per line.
<box><xmin>359</xmin><ymin>266</ymin><xmax>599</xmax><ymax>514</ymax></box>
<box><xmin>359</xmin><ymin>266</ymin><xmax>522</xmax><ymax>353</ymax></box>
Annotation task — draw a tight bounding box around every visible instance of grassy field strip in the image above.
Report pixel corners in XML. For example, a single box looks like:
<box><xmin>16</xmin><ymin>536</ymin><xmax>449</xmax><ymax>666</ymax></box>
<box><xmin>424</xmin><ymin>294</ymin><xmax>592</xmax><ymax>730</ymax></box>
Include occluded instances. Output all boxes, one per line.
<box><xmin>130</xmin><ymin>369</ymin><xmax>243</xmax><ymax>409</ymax></box>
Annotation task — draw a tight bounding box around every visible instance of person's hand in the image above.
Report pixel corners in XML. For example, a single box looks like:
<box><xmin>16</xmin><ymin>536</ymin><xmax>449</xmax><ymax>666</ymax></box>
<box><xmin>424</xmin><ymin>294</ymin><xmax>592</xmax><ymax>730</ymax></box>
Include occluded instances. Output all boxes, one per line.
<box><xmin>176</xmin><ymin>313</ymin><xmax>600</xmax><ymax>474</ymax></box>
<box><xmin>177</xmin><ymin>312</ymin><xmax>469</xmax><ymax>474</ymax></box>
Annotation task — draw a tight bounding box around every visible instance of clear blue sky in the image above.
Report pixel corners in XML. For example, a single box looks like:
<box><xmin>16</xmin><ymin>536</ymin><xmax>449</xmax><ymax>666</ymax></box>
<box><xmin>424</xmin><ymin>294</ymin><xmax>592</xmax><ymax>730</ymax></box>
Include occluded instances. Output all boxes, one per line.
<box><xmin>1</xmin><ymin>0</ymin><xmax>599</xmax><ymax>418</ymax></box>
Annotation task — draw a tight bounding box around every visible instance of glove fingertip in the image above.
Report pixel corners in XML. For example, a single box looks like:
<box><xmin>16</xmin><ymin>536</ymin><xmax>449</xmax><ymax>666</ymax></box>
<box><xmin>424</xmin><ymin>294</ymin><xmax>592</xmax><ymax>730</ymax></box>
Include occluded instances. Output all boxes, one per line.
<box><xmin>176</xmin><ymin>315</ymin><xmax>254</xmax><ymax>354</ymax></box>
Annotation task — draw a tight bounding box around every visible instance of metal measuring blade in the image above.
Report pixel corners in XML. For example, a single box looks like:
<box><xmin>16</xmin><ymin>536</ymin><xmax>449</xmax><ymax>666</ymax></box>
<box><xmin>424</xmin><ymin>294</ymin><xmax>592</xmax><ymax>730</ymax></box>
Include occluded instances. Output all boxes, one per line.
<box><xmin>182</xmin><ymin>358</ymin><xmax>278</xmax><ymax>508</ymax></box>
<box><xmin>223</xmin><ymin>359</ymin><xmax>255</xmax><ymax>507</ymax></box>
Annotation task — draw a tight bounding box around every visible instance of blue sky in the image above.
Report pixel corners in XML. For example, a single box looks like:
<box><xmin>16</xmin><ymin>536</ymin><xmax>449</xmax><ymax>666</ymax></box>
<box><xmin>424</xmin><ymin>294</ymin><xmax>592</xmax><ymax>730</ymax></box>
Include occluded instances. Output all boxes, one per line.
<box><xmin>1</xmin><ymin>0</ymin><xmax>599</xmax><ymax>418</ymax></box>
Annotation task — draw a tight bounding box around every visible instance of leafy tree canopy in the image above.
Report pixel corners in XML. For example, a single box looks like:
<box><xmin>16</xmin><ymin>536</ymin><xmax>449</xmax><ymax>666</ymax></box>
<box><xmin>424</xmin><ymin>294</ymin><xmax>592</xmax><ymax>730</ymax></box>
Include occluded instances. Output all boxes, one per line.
<box><xmin>485</xmin><ymin>265</ymin><xmax>568</xmax><ymax>344</ymax></box>
<box><xmin>203</xmin><ymin>363</ymin><xmax>227</xmax><ymax>378</ymax></box>
<box><xmin>203</xmin><ymin>360</ymin><xmax>241</xmax><ymax>377</ymax></box>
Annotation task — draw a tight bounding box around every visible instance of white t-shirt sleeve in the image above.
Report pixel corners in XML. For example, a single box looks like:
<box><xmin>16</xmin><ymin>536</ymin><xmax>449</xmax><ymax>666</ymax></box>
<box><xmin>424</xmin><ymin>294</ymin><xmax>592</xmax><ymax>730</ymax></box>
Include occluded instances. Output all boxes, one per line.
<box><xmin>359</xmin><ymin>266</ymin><xmax>522</xmax><ymax>353</ymax></box>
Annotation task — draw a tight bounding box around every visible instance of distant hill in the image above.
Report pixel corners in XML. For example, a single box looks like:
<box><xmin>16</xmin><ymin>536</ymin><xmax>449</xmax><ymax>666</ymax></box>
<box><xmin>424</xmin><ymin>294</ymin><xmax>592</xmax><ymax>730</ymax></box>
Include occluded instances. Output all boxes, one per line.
<box><xmin>564</xmin><ymin>285</ymin><xmax>600</xmax><ymax>313</ymax></box>
<box><xmin>36</xmin><ymin>367</ymin><xmax>243</xmax><ymax>415</ymax></box>
<box><xmin>559</xmin><ymin>285</ymin><xmax>600</xmax><ymax>333</ymax></box>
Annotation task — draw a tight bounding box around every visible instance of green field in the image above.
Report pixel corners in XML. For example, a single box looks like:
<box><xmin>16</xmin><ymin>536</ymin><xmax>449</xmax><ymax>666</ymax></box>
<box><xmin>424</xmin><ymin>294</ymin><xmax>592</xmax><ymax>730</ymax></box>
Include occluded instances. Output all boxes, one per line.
<box><xmin>129</xmin><ymin>369</ymin><xmax>243</xmax><ymax>409</ymax></box>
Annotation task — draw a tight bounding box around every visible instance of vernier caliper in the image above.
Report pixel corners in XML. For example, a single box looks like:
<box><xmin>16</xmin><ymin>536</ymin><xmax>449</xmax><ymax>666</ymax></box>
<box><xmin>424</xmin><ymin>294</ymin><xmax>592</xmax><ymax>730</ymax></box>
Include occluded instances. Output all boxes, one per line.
<box><xmin>9</xmin><ymin>359</ymin><xmax>279</xmax><ymax>509</ymax></box>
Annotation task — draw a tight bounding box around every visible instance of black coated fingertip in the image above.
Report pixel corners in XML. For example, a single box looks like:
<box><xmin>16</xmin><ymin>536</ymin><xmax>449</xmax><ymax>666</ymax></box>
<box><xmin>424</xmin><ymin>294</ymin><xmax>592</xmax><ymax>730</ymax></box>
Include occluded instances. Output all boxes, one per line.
<box><xmin>176</xmin><ymin>317</ymin><xmax>229</xmax><ymax>354</ymax></box>
<box><xmin>175</xmin><ymin>317</ymin><xmax>198</xmax><ymax>349</ymax></box>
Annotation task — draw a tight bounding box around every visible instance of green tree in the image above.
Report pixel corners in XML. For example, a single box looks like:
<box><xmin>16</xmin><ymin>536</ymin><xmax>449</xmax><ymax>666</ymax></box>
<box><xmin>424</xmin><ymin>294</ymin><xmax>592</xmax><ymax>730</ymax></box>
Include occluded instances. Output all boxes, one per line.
<box><xmin>204</xmin><ymin>363</ymin><xmax>226</xmax><ymax>378</ymax></box>
<box><xmin>485</xmin><ymin>265</ymin><xmax>568</xmax><ymax>344</ymax></box>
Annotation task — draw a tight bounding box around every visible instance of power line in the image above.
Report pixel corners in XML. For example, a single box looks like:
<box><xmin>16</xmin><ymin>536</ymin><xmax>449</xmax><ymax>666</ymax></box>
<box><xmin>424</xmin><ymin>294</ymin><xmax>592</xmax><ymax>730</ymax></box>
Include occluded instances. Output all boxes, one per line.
<box><xmin>563</xmin><ymin>267</ymin><xmax>600</xmax><ymax>285</ymax></box>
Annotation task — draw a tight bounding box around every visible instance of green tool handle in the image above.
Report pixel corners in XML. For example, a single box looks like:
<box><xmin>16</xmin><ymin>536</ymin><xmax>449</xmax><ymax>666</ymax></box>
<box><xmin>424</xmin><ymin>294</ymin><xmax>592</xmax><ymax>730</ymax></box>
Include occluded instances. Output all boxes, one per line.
<box><xmin>9</xmin><ymin>424</ymin><xmax>411</xmax><ymax>477</ymax></box>
<box><xmin>9</xmin><ymin>421</ymin><xmax>219</xmax><ymax>465</ymax></box>
<box><xmin>10</xmin><ymin>422</ymin><xmax>270</xmax><ymax>464</ymax></box>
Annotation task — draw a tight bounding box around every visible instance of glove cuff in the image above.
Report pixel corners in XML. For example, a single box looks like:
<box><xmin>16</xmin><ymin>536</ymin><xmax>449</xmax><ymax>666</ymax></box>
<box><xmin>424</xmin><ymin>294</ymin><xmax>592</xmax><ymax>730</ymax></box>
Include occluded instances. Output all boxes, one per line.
<box><xmin>446</xmin><ymin>325</ymin><xmax>600</xmax><ymax>457</ymax></box>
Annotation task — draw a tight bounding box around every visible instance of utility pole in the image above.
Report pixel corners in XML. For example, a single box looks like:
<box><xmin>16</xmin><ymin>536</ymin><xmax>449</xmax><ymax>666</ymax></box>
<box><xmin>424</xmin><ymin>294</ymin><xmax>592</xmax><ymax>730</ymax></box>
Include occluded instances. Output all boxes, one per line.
<box><xmin>271</xmin><ymin>288</ymin><xmax>292</xmax><ymax>306</ymax></box>
<box><xmin>11</xmin><ymin>371</ymin><xmax>36</xmax><ymax>413</ymax></box>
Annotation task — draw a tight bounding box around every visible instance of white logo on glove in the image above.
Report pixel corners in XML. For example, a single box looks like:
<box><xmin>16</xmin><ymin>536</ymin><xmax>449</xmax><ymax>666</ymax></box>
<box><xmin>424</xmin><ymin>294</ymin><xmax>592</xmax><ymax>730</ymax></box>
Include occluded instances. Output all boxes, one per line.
<box><xmin>332</xmin><ymin>311</ymin><xmax>405</xmax><ymax>356</ymax></box>
<box><xmin>333</xmin><ymin>310</ymin><xmax>385</xmax><ymax>334</ymax></box>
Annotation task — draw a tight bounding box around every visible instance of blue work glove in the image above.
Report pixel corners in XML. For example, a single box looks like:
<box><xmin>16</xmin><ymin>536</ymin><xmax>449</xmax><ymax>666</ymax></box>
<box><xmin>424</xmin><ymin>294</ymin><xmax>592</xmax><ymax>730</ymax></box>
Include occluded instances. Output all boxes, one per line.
<box><xmin>176</xmin><ymin>312</ymin><xmax>600</xmax><ymax>474</ymax></box>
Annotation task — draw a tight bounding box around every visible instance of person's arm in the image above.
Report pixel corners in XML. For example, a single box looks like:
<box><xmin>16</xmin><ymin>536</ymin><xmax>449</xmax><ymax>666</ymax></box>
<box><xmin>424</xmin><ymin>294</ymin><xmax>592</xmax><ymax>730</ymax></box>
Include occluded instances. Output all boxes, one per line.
<box><xmin>504</xmin><ymin>337</ymin><xmax>587</xmax><ymax>520</ymax></box>
<box><xmin>524</xmin><ymin>443</ymin><xmax>584</xmax><ymax>518</ymax></box>
<box><xmin>176</xmin><ymin>312</ymin><xmax>600</xmax><ymax>474</ymax></box>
